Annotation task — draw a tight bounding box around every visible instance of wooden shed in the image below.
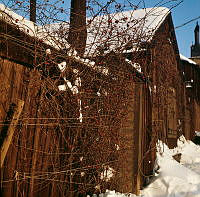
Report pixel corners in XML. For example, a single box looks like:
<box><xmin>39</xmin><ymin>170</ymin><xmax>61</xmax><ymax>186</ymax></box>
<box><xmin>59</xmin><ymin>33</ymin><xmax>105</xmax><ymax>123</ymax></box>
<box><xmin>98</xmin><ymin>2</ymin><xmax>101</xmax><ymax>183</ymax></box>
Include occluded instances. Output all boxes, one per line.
<box><xmin>121</xmin><ymin>8</ymin><xmax>185</xmax><ymax>149</ymax></box>
<box><xmin>180</xmin><ymin>54</ymin><xmax>200</xmax><ymax>139</ymax></box>
<box><xmin>0</xmin><ymin>4</ymin><xmax>192</xmax><ymax>197</ymax></box>
<box><xmin>143</xmin><ymin>10</ymin><xmax>185</xmax><ymax>149</ymax></box>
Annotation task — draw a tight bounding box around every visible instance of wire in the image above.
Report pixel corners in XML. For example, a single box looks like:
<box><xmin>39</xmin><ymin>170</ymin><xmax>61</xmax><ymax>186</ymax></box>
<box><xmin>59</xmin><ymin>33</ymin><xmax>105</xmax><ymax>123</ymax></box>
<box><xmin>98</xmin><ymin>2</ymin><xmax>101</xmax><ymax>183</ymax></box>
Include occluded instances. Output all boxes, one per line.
<box><xmin>175</xmin><ymin>15</ymin><xmax>200</xmax><ymax>29</ymax></box>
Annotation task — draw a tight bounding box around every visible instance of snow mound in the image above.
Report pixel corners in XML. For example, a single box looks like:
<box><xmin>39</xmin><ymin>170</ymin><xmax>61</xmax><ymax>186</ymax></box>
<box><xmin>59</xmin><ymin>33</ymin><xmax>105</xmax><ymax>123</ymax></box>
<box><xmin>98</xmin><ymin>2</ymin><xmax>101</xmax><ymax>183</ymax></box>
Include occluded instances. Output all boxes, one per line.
<box><xmin>142</xmin><ymin>175</ymin><xmax>200</xmax><ymax>197</ymax></box>
<box><xmin>156</xmin><ymin>138</ymin><xmax>200</xmax><ymax>184</ymax></box>
<box><xmin>99</xmin><ymin>190</ymin><xmax>136</xmax><ymax>197</ymax></box>
<box><xmin>97</xmin><ymin>136</ymin><xmax>200</xmax><ymax>197</ymax></box>
<box><xmin>177</xmin><ymin>135</ymin><xmax>200</xmax><ymax>164</ymax></box>
<box><xmin>142</xmin><ymin>136</ymin><xmax>200</xmax><ymax>197</ymax></box>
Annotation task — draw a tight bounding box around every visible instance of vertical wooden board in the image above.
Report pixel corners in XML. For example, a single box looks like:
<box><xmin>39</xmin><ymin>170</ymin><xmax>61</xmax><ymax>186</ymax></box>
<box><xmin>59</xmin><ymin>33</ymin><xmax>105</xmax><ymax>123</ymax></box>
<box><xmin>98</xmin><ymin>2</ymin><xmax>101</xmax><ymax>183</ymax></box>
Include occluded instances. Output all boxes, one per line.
<box><xmin>118</xmin><ymin>82</ymin><xmax>135</xmax><ymax>193</ymax></box>
<box><xmin>12</xmin><ymin>62</ymin><xmax>24</xmax><ymax>102</ymax></box>
<box><xmin>30</xmin><ymin>118</ymin><xmax>41</xmax><ymax>197</ymax></box>
<box><xmin>0</xmin><ymin>58</ymin><xmax>12</xmax><ymax>122</ymax></box>
<box><xmin>21</xmin><ymin>70</ymin><xmax>42</xmax><ymax>197</ymax></box>
<box><xmin>194</xmin><ymin>101</ymin><xmax>200</xmax><ymax>131</ymax></box>
<box><xmin>132</xmin><ymin>83</ymin><xmax>140</xmax><ymax>194</ymax></box>
<box><xmin>140</xmin><ymin>84</ymin><xmax>148</xmax><ymax>186</ymax></box>
<box><xmin>135</xmin><ymin>84</ymin><xmax>144</xmax><ymax>195</ymax></box>
<box><xmin>0</xmin><ymin>58</ymin><xmax>27</xmax><ymax>128</ymax></box>
<box><xmin>142</xmin><ymin>85</ymin><xmax>153</xmax><ymax>183</ymax></box>
<box><xmin>184</xmin><ymin>108</ymin><xmax>192</xmax><ymax>140</ymax></box>
<box><xmin>38</xmin><ymin>128</ymin><xmax>53</xmax><ymax>197</ymax></box>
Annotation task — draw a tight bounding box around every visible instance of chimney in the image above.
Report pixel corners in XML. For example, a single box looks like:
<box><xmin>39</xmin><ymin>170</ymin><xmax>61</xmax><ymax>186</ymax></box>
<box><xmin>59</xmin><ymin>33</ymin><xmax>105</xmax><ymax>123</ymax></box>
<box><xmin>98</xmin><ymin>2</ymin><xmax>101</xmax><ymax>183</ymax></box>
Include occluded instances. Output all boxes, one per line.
<box><xmin>194</xmin><ymin>21</ymin><xmax>199</xmax><ymax>45</ymax></box>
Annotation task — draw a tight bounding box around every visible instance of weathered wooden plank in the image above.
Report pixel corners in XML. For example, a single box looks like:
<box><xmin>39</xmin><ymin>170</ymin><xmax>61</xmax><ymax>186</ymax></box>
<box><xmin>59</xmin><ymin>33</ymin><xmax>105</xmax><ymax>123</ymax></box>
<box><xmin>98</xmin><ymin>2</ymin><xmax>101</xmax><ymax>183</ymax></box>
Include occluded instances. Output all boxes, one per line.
<box><xmin>30</xmin><ymin>117</ymin><xmax>41</xmax><ymax>197</ymax></box>
<box><xmin>135</xmin><ymin>84</ymin><xmax>143</xmax><ymax>196</ymax></box>
<box><xmin>0</xmin><ymin>99</ymin><xmax>24</xmax><ymax>168</ymax></box>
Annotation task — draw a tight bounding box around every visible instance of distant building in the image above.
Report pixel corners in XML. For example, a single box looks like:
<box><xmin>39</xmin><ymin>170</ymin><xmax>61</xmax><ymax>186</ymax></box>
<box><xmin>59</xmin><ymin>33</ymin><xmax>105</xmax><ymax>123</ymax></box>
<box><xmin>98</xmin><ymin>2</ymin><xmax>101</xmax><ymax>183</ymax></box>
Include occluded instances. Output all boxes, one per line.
<box><xmin>191</xmin><ymin>22</ymin><xmax>200</xmax><ymax>64</ymax></box>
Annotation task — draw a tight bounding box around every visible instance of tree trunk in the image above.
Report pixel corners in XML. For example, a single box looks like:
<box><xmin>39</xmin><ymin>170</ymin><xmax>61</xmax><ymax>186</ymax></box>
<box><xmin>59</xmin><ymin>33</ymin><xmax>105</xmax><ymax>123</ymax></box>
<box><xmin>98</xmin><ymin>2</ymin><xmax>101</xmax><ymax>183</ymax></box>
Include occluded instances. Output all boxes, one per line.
<box><xmin>68</xmin><ymin>0</ymin><xmax>87</xmax><ymax>56</ymax></box>
<box><xmin>30</xmin><ymin>0</ymin><xmax>36</xmax><ymax>22</ymax></box>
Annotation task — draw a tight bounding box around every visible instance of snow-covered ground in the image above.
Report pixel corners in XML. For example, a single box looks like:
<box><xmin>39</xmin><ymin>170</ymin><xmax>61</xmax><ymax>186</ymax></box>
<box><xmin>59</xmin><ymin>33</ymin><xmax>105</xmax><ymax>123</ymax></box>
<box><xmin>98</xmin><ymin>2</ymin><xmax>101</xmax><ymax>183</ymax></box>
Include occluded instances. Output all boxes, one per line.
<box><xmin>96</xmin><ymin>136</ymin><xmax>200</xmax><ymax>197</ymax></box>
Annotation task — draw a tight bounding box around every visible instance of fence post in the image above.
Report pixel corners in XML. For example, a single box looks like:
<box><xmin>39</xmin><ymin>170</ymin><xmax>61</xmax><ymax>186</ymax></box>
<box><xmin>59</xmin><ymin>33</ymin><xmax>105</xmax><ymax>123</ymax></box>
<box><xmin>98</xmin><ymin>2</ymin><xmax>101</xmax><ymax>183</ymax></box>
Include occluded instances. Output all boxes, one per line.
<box><xmin>0</xmin><ymin>100</ymin><xmax>24</xmax><ymax>168</ymax></box>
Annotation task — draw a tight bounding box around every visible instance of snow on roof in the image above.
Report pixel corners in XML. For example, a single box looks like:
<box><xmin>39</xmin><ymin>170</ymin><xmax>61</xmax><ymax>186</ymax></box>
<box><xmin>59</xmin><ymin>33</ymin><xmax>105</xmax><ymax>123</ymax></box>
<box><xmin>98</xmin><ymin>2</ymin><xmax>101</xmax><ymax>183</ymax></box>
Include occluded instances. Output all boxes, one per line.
<box><xmin>86</xmin><ymin>7</ymin><xmax>170</xmax><ymax>56</ymax></box>
<box><xmin>0</xmin><ymin>3</ymin><xmax>70</xmax><ymax>50</ymax></box>
<box><xmin>0</xmin><ymin>4</ymin><xmax>111</xmax><ymax>76</ymax></box>
<box><xmin>180</xmin><ymin>54</ymin><xmax>197</xmax><ymax>65</ymax></box>
<box><xmin>0</xmin><ymin>3</ymin><xmax>170</xmax><ymax>56</ymax></box>
<box><xmin>36</xmin><ymin>7</ymin><xmax>170</xmax><ymax>56</ymax></box>
<box><xmin>0</xmin><ymin>3</ymin><xmax>36</xmax><ymax>36</ymax></box>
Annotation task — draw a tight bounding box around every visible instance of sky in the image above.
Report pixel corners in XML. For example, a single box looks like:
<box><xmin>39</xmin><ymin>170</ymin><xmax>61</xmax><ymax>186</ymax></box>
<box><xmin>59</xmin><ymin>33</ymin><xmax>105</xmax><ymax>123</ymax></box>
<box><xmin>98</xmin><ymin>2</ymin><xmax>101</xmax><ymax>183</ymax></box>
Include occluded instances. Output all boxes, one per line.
<box><xmin>167</xmin><ymin>0</ymin><xmax>200</xmax><ymax>58</ymax></box>
<box><xmin>134</xmin><ymin>0</ymin><xmax>200</xmax><ymax>57</ymax></box>
<box><xmin>1</xmin><ymin>0</ymin><xmax>200</xmax><ymax>57</ymax></box>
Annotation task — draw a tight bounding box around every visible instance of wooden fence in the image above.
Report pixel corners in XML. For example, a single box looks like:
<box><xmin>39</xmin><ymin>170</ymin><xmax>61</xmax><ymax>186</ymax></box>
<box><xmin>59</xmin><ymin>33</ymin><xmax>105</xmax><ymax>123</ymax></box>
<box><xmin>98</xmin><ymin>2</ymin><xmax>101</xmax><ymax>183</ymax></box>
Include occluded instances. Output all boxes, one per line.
<box><xmin>0</xmin><ymin>50</ymin><xmax>154</xmax><ymax>196</ymax></box>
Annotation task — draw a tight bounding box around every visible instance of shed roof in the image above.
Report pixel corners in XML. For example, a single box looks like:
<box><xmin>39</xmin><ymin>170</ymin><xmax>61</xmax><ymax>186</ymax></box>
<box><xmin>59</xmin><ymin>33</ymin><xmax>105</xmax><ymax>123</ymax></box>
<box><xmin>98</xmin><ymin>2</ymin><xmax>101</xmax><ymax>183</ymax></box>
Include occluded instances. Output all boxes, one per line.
<box><xmin>0</xmin><ymin>4</ymin><xmax>170</xmax><ymax>56</ymax></box>
<box><xmin>86</xmin><ymin>7</ymin><xmax>170</xmax><ymax>55</ymax></box>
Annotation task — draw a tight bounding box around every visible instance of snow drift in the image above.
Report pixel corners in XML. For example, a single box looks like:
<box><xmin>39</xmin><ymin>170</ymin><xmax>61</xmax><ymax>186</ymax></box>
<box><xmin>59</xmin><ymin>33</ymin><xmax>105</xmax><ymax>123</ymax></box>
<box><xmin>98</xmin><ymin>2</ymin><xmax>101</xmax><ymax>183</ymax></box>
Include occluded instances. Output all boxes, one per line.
<box><xmin>95</xmin><ymin>136</ymin><xmax>200</xmax><ymax>197</ymax></box>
